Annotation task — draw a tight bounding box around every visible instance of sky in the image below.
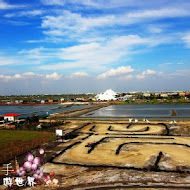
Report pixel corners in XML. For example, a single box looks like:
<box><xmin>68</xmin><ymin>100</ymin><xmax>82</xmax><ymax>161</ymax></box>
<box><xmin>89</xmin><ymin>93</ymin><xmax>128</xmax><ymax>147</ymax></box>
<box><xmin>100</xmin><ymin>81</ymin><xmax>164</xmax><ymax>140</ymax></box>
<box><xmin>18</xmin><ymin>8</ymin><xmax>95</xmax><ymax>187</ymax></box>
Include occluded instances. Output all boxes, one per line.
<box><xmin>0</xmin><ymin>0</ymin><xmax>190</xmax><ymax>95</ymax></box>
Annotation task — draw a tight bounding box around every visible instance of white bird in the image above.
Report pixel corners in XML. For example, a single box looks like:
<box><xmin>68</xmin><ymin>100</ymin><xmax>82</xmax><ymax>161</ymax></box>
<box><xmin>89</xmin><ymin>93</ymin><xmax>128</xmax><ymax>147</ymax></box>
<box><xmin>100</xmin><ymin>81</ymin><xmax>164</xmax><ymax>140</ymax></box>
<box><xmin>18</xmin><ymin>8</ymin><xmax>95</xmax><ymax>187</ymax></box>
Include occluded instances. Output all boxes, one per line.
<box><xmin>129</xmin><ymin>118</ymin><xmax>133</xmax><ymax>123</ymax></box>
<box><xmin>174</xmin><ymin>120</ymin><xmax>177</xmax><ymax>124</ymax></box>
<box><xmin>143</xmin><ymin>118</ymin><xmax>146</xmax><ymax>122</ymax></box>
<box><xmin>135</xmin><ymin>119</ymin><xmax>138</xmax><ymax>123</ymax></box>
<box><xmin>169</xmin><ymin>121</ymin><xmax>174</xmax><ymax>124</ymax></box>
<box><xmin>146</xmin><ymin>119</ymin><xmax>150</xmax><ymax>123</ymax></box>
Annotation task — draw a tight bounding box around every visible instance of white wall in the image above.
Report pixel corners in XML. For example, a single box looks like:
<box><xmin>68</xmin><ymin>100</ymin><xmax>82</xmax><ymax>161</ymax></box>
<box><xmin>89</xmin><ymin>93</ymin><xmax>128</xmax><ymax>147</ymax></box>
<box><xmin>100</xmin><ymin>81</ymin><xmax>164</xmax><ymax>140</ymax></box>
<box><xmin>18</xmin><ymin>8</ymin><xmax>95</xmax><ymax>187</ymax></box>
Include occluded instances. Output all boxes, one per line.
<box><xmin>4</xmin><ymin>116</ymin><xmax>17</xmax><ymax>121</ymax></box>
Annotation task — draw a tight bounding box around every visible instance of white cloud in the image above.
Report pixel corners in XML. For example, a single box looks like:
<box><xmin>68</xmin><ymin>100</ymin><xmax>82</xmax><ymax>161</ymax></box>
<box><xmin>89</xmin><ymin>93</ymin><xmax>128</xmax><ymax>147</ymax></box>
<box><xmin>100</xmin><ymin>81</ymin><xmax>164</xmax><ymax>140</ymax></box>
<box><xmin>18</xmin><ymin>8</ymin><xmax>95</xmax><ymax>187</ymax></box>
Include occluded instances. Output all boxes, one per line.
<box><xmin>97</xmin><ymin>66</ymin><xmax>134</xmax><ymax>79</ymax></box>
<box><xmin>159</xmin><ymin>62</ymin><xmax>173</xmax><ymax>67</ymax></box>
<box><xmin>119</xmin><ymin>74</ymin><xmax>133</xmax><ymax>80</ymax></box>
<box><xmin>22</xmin><ymin>72</ymin><xmax>43</xmax><ymax>77</ymax></box>
<box><xmin>67</xmin><ymin>71</ymin><xmax>90</xmax><ymax>78</ymax></box>
<box><xmin>0</xmin><ymin>0</ymin><xmax>23</xmax><ymax>9</ymax></box>
<box><xmin>39</xmin><ymin>35</ymin><xmax>158</xmax><ymax>72</ymax></box>
<box><xmin>41</xmin><ymin>11</ymin><xmax>114</xmax><ymax>35</ymax></box>
<box><xmin>168</xmin><ymin>69</ymin><xmax>190</xmax><ymax>77</ymax></box>
<box><xmin>4</xmin><ymin>10</ymin><xmax>44</xmax><ymax>18</ymax></box>
<box><xmin>0</xmin><ymin>56</ymin><xmax>18</xmax><ymax>66</ymax></box>
<box><xmin>136</xmin><ymin>69</ymin><xmax>158</xmax><ymax>79</ymax></box>
<box><xmin>40</xmin><ymin>0</ymin><xmax>190</xmax><ymax>11</ymax></box>
<box><xmin>127</xmin><ymin>8</ymin><xmax>190</xmax><ymax>20</ymax></box>
<box><xmin>147</xmin><ymin>25</ymin><xmax>163</xmax><ymax>34</ymax></box>
<box><xmin>0</xmin><ymin>72</ymin><xmax>62</xmax><ymax>81</ymax></box>
<box><xmin>182</xmin><ymin>33</ymin><xmax>190</xmax><ymax>47</ymax></box>
<box><xmin>41</xmin><ymin>8</ymin><xmax>190</xmax><ymax>38</ymax></box>
<box><xmin>40</xmin><ymin>0</ymin><xmax>65</xmax><ymax>6</ymax></box>
<box><xmin>0</xmin><ymin>74</ymin><xmax>23</xmax><ymax>80</ymax></box>
<box><xmin>108</xmin><ymin>35</ymin><xmax>147</xmax><ymax>48</ymax></box>
<box><xmin>39</xmin><ymin>62</ymin><xmax>80</xmax><ymax>70</ymax></box>
<box><xmin>18</xmin><ymin>47</ymin><xmax>56</xmax><ymax>60</ymax></box>
<box><xmin>45</xmin><ymin>72</ymin><xmax>62</xmax><ymax>80</ymax></box>
<box><xmin>14</xmin><ymin>74</ymin><xmax>22</xmax><ymax>79</ymax></box>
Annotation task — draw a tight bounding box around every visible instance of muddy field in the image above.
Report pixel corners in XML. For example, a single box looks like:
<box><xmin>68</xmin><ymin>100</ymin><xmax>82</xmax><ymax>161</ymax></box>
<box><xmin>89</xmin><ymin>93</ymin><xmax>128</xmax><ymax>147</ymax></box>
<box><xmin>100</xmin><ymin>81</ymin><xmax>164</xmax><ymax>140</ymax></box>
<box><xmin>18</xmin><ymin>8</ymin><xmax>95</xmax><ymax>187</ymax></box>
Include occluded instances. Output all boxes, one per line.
<box><xmin>34</xmin><ymin>120</ymin><xmax>190</xmax><ymax>189</ymax></box>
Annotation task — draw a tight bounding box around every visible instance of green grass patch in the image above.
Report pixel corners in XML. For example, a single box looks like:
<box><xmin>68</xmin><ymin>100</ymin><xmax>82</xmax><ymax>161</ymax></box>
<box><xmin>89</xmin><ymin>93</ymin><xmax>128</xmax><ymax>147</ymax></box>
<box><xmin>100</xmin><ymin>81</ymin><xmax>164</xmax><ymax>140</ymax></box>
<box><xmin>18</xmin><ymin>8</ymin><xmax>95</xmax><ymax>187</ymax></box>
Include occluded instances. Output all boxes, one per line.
<box><xmin>0</xmin><ymin>130</ymin><xmax>55</xmax><ymax>147</ymax></box>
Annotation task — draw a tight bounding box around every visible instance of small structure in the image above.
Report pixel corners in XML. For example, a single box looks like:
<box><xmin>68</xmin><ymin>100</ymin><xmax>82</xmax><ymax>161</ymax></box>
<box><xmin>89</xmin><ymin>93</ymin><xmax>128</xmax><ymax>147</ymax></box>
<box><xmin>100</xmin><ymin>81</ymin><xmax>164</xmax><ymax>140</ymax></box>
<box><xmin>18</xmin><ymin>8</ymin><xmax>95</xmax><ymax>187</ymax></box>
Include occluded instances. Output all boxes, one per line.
<box><xmin>179</xmin><ymin>92</ymin><xmax>186</xmax><ymax>97</ymax></box>
<box><xmin>160</xmin><ymin>93</ymin><xmax>168</xmax><ymax>98</ymax></box>
<box><xmin>55</xmin><ymin>129</ymin><xmax>63</xmax><ymax>137</ymax></box>
<box><xmin>55</xmin><ymin>129</ymin><xmax>63</xmax><ymax>142</ymax></box>
<box><xmin>60</xmin><ymin>98</ymin><xmax>65</xmax><ymax>103</ymax></box>
<box><xmin>41</xmin><ymin>100</ymin><xmax>45</xmax><ymax>104</ymax></box>
<box><xmin>118</xmin><ymin>95</ymin><xmax>133</xmax><ymax>101</ymax></box>
<box><xmin>143</xmin><ymin>93</ymin><xmax>151</xmax><ymax>98</ymax></box>
<box><xmin>48</xmin><ymin>99</ymin><xmax>53</xmax><ymax>103</ymax></box>
<box><xmin>3</xmin><ymin>113</ymin><xmax>21</xmax><ymax>122</ymax></box>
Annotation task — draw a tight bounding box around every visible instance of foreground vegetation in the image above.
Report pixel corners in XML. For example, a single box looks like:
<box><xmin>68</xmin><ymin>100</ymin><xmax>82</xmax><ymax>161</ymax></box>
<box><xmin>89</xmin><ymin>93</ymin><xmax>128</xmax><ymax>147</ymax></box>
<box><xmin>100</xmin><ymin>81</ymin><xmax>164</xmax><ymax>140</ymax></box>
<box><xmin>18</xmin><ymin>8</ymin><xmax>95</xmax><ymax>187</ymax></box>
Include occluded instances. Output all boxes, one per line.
<box><xmin>116</xmin><ymin>98</ymin><xmax>190</xmax><ymax>104</ymax></box>
<box><xmin>0</xmin><ymin>130</ymin><xmax>55</xmax><ymax>147</ymax></box>
<box><xmin>0</xmin><ymin>130</ymin><xmax>55</xmax><ymax>164</ymax></box>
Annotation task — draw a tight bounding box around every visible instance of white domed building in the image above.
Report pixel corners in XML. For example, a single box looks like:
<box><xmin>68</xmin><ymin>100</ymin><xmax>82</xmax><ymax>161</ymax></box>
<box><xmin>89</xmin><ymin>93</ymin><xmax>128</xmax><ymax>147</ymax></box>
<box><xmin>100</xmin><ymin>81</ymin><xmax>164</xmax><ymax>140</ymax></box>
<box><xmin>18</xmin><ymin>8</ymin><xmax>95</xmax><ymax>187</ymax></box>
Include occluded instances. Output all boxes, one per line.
<box><xmin>96</xmin><ymin>89</ymin><xmax>117</xmax><ymax>101</ymax></box>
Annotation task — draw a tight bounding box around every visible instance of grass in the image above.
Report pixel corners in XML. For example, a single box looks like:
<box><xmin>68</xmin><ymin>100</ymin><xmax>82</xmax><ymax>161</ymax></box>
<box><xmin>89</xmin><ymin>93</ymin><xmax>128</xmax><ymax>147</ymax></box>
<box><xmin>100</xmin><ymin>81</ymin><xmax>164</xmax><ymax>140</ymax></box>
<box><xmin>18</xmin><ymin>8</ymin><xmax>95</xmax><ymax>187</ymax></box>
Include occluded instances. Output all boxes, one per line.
<box><xmin>0</xmin><ymin>130</ymin><xmax>56</xmax><ymax>164</ymax></box>
<box><xmin>0</xmin><ymin>130</ymin><xmax>55</xmax><ymax>147</ymax></box>
<box><xmin>117</xmin><ymin>98</ymin><xmax>190</xmax><ymax>105</ymax></box>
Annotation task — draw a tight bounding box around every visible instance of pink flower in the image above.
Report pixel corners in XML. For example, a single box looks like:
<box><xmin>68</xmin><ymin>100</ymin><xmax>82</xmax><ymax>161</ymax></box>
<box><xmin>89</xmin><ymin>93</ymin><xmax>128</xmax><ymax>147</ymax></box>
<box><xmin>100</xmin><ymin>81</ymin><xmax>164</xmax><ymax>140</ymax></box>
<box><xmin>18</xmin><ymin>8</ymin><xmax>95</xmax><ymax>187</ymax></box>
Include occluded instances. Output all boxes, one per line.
<box><xmin>23</xmin><ymin>161</ymin><xmax>32</xmax><ymax>170</ymax></box>
<box><xmin>33</xmin><ymin>169</ymin><xmax>44</xmax><ymax>179</ymax></box>
<box><xmin>27</xmin><ymin>153</ymin><xmax>34</xmax><ymax>162</ymax></box>
<box><xmin>43</xmin><ymin>175</ymin><xmax>50</xmax><ymax>183</ymax></box>
<box><xmin>33</xmin><ymin>157</ymin><xmax>41</xmax><ymax>165</ymax></box>
<box><xmin>39</xmin><ymin>148</ymin><xmax>44</xmax><ymax>154</ymax></box>
<box><xmin>16</xmin><ymin>167</ymin><xmax>26</xmax><ymax>176</ymax></box>
<box><xmin>31</xmin><ymin>163</ymin><xmax>38</xmax><ymax>171</ymax></box>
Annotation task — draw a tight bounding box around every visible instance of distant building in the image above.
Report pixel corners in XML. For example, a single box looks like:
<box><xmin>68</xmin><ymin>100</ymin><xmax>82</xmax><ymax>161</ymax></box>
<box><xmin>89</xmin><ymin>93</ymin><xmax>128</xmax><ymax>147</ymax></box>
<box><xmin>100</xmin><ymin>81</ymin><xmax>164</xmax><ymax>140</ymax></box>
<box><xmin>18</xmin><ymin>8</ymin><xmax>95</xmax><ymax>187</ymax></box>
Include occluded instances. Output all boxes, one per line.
<box><xmin>60</xmin><ymin>98</ymin><xmax>65</xmax><ymax>102</ymax></box>
<box><xmin>96</xmin><ymin>89</ymin><xmax>117</xmax><ymax>101</ymax></box>
<box><xmin>76</xmin><ymin>97</ymin><xmax>84</xmax><ymax>101</ymax></box>
<box><xmin>117</xmin><ymin>95</ymin><xmax>133</xmax><ymax>101</ymax></box>
<box><xmin>154</xmin><ymin>93</ymin><xmax>160</xmax><ymax>97</ymax></box>
<box><xmin>167</xmin><ymin>92</ymin><xmax>178</xmax><ymax>96</ymax></box>
<box><xmin>15</xmin><ymin>100</ymin><xmax>19</xmax><ymax>104</ymax></box>
<box><xmin>48</xmin><ymin>99</ymin><xmax>53</xmax><ymax>103</ymax></box>
<box><xmin>4</xmin><ymin>113</ymin><xmax>21</xmax><ymax>122</ymax></box>
<box><xmin>41</xmin><ymin>100</ymin><xmax>45</xmax><ymax>104</ymax></box>
<box><xmin>179</xmin><ymin>92</ymin><xmax>186</xmax><ymax>97</ymax></box>
<box><xmin>143</xmin><ymin>93</ymin><xmax>151</xmax><ymax>97</ymax></box>
<box><xmin>160</xmin><ymin>93</ymin><xmax>168</xmax><ymax>98</ymax></box>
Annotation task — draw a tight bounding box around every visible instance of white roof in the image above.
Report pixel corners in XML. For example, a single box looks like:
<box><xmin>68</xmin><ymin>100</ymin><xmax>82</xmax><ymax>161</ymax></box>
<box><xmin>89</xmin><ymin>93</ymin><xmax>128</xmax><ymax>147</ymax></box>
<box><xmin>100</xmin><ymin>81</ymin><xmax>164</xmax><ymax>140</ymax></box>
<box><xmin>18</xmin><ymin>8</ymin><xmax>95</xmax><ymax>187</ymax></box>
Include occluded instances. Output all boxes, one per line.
<box><xmin>96</xmin><ymin>89</ymin><xmax>117</xmax><ymax>101</ymax></box>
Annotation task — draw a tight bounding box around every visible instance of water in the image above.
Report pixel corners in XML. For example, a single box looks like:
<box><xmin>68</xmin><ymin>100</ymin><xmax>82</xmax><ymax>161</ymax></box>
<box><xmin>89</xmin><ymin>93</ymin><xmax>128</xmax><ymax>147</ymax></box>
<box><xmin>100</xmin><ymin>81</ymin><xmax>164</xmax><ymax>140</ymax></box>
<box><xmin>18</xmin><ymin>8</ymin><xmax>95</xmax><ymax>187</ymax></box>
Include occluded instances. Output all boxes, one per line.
<box><xmin>81</xmin><ymin>104</ymin><xmax>190</xmax><ymax>118</ymax></box>
<box><xmin>0</xmin><ymin>104</ymin><xmax>90</xmax><ymax>118</ymax></box>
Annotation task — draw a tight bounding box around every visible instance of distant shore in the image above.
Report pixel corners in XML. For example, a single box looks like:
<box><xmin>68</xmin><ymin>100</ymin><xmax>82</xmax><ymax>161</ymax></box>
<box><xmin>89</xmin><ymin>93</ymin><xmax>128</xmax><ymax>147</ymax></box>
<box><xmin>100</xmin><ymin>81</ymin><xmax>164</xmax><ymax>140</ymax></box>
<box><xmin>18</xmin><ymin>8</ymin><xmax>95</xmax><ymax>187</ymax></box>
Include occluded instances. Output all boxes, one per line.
<box><xmin>0</xmin><ymin>103</ymin><xmax>59</xmax><ymax>106</ymax></box>
<box><xmin>0</xmin><ymin>101</ymin><xmax>190</xmax><ymax>106</ymax></box>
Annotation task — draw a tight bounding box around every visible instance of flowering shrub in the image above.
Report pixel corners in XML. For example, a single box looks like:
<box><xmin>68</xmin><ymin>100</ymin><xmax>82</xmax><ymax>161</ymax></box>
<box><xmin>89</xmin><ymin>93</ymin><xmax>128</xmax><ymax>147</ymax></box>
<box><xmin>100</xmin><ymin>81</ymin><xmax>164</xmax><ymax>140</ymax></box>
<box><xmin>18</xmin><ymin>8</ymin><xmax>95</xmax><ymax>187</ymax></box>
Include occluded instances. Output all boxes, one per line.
<box><xmin>15</xmin><ymin>148</ymin><xmax>59</xmax><ymax>187</ymax></box>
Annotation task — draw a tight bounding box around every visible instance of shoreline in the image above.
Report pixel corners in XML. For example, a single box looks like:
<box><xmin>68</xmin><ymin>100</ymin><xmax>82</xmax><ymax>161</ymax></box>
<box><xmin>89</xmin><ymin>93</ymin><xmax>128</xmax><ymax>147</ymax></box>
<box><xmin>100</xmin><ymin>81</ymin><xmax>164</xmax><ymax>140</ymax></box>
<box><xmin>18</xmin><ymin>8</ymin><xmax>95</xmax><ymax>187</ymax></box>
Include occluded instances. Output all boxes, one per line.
<box><xmin>0</xmin><ymin>101</ymin><xmax>190</xmax><ymax>106</ymax></box>
<box><xmin>50</xmin><ymin>103</ymin><xmax>110</xmax><ymax>118</ymax></box>
<box><xmin>0</xmin><ymin>103</ymin><xmax>60</xmax><ymax>106</ymax></box>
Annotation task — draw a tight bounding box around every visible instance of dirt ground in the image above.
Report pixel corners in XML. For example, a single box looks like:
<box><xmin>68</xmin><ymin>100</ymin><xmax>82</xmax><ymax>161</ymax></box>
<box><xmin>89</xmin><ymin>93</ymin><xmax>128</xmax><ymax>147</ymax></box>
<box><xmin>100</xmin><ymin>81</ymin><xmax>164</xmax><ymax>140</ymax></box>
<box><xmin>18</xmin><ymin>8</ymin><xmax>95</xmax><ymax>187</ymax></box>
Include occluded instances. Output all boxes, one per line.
<box><xmin>2</xmin><ymin>120</ymin><xmax>190</xmax><ymax>190</ymax></box>
<box><xmin>40</xmin><ymin>120</ymin><xmax>190</xmax><ymax>189</ymax></box>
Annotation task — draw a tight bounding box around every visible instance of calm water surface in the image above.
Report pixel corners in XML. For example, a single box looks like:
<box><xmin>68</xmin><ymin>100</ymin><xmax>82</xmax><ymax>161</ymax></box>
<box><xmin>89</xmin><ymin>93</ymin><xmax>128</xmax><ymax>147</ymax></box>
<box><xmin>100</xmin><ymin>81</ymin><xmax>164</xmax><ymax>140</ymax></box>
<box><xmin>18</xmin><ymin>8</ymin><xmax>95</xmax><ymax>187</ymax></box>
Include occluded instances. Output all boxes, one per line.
<box><xmin>0</xmin><ymin>104</ymin><xmax>90</xmax><ymax>118</ymax></box>
<box><xmin>82</xmin><ymin>104</ymin><xmax>190</xmax><ymax>117</ymax></box>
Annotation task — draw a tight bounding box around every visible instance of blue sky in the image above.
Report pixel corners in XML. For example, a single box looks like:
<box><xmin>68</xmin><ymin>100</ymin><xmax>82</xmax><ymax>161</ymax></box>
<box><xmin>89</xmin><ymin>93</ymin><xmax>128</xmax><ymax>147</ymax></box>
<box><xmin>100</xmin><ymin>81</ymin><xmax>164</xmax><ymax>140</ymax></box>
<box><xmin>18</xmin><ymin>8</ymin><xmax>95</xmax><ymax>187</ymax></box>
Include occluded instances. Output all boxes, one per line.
<box><xmin>0</xmin><ymin>0</ymin><xmax>190</xmax><ymax>94</ymax></box>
